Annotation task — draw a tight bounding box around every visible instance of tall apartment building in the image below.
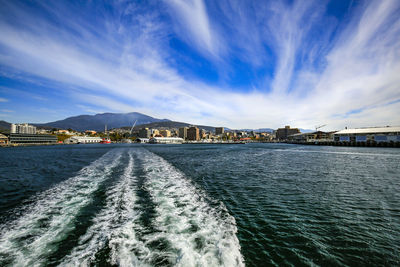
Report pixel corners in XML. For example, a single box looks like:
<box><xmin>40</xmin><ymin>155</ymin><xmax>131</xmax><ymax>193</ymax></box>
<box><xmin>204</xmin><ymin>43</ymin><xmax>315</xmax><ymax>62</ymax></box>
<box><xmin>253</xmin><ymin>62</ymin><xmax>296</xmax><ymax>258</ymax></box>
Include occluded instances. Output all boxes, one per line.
<box><xmin>138</xmin><ymin>128</ymin><xmax>151</xmax><ymax>138</ymax></box>
<box><xmin>179</xmin><ymin>127</ymin><xmax>188</xmax><ymax>140</ymax></box>
<box><xmin>11</xmin><ymin>123</ymin><xmax>37</xmax><ymax>134</ymax></box>
<box><xmin>215</xmin><ymin>127</ymin><xmax>224</xmax><ymax>135</ymax></box>
<box><xmin>276</xmin><ymin>126</ymin><xmax>300</xmax><ymax>140</ymax></box>
<box><xmin>187</xmin><ymin>126</ymin><xmax>199</xmax><ymax>141</ymax></box>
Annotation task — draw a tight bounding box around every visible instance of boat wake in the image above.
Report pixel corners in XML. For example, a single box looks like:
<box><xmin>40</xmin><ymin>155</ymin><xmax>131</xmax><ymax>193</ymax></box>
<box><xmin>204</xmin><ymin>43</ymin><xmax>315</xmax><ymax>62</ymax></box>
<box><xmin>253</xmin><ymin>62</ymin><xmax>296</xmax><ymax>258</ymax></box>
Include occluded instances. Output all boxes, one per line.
<box><xmin>0</xmin><ymin>148</ymin><xmax>243</xmax><ymax>266</ymax></box>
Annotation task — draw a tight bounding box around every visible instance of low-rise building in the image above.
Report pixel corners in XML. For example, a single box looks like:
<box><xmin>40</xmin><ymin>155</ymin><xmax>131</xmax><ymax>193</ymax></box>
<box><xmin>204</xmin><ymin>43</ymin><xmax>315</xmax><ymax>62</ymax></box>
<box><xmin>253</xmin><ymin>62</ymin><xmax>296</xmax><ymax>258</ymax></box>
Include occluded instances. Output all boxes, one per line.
<box><xmin>64</xmin><ymin>136</ymin><xmax>102</xmax><ymax>144</ymax></box>
<box><xmin>333</xmin><ymin>126</ymin><xmax>400</xmax><ymax>143</ymax></box>
<box><xmin>9</xmin><ymin>133</ymin><xmax>57</xmax><ymax>144</ymax></box>
<box><xmin>149</xmin><ymin>137</ymin><xmax>183</xmax><ymax>144</ymax></box>
<box><xmin>136</xmin><ymin>138</ymin><xmax>149</xmax><ymax>143</ymax></box>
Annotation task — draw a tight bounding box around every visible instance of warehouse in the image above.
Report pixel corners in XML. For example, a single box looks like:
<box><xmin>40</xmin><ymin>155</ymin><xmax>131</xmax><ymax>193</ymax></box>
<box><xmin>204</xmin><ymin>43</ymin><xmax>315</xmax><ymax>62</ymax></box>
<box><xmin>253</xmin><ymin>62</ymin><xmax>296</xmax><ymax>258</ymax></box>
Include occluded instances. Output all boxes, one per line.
<box><xmin>333</xmin><ymin>126</ymin><xmax>400</xmax><ymax>143</ymax></box>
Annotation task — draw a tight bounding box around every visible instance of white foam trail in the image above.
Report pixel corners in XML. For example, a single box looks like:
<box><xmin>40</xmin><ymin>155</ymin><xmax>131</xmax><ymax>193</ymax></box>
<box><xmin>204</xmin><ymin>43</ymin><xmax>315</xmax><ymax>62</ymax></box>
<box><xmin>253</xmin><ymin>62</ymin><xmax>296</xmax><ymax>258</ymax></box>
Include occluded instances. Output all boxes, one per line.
<box><xmin>61</xmin><ymin>151</ymin><xmax>150</xmax><ymax>267</ymax></box>
<box><xmin>0</xmin><ymin>149</ymin><xmax>123</xmax><ymax>267</ymax></box>
<box><xmin>140</xmin><ymin>148</ymin><xmax>244</xmax><ymax>267</ymax></box>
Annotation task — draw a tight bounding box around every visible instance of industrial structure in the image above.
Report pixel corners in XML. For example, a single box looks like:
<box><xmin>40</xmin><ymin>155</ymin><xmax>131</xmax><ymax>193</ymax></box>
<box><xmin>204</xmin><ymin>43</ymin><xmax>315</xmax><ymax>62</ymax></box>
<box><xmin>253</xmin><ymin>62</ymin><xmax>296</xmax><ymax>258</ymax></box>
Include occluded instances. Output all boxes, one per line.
<box><xmin>11</xmin><ymin>123</ymin><xmax>37</xmax><ymax>134</ymax></box>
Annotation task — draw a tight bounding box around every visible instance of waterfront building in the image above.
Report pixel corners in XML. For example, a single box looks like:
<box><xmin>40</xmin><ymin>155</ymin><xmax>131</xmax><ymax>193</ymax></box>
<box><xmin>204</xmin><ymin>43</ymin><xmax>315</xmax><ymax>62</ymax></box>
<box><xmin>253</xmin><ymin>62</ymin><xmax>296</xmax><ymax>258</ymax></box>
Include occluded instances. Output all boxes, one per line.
<box><xmin>149</xmin><ymin>137</ymin><xmax>184</xmax><ymax>144</ymax></box>
<box><xmin>64</xmin><ymin>136</ymin><xmax>102</xmax><ymax>144</ymax></box>
<box><xmin>333</xmin><ymin>126</ymin><xmax>400</xmax><ymax>143</ymax></box>
<box><xmin>0</xmin><ymin>133</ymin><xmax>8</xmax><ymax>145</ymax></box>
<box><xmin>276</xmin><ymin>126</ymin><xmax>300</xmax><ymax>140</ymax></box>
<box><xmin>139</xmin><ymin>128</ymin><xmax>151</xmax><ymax>138</ymax></box>
<box><xmin>179</xmin><ymin>127</ymin><xmax>188</xmax><ymax>140</ymax></box>
<box><xmin>159</xmin><ymin>129</ymin><xmax>171</xmax><ymax>137</ymax></box>
<box><xmin>215</xmin><ymin>127</ymin><xmax>224</xmax><ymax>135</ymax></box>
<box><xmin>187</xmin><ymin>126</ymin><xmax>200</xmax><ymax>141</ymax></box>
<box><xmin>288</xmin><ymin>131</ymin><xmax>334</xmax><ymax>143</ymax></box>
<box><xmin>11</xmin><ymin>123</ymin><xmax>36</xmax><ymax>134</ymax></box>
<box><xmin>136</xmin><ymin>138</ymin><xmax>149</xmax><ymax>143</ymax></box>
<box><xmin>9</xmin><ymin>133</ymin><xmax>57</xmax><ymax>144</ymax></box>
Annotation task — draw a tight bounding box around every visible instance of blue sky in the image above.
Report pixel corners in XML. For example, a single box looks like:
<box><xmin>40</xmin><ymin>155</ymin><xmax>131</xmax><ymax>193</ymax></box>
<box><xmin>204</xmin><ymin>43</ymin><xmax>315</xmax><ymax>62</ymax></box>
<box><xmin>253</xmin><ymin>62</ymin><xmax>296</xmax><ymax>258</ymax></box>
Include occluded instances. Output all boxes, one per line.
<box><xmin>0</xmin><ymin>0</ymin><xmax>399</xmax><ymax>130</ymax></box>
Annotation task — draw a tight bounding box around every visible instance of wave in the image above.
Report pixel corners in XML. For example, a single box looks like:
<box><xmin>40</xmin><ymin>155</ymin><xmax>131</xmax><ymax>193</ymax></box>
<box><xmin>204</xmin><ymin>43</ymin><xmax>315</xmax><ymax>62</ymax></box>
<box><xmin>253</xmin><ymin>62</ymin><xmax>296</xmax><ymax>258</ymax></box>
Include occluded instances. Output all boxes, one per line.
<box><xmin>60</xmin><ymin>150</ymin><xmax>150</xmax><ymax>267</ymax></box>
<box><xmin>139</xmin><ymin>148</ymin><xmax>244</xmax><ymax>266</ymax></box>
<box><xmin>0</xmin><ymin>149</ymin><xmax>123</xmax><ymax>266</ymax></box>
<box><xmin>0</xmin><ymin>148</ymin><xmax>244</xmax><ymax>266</ymax></box>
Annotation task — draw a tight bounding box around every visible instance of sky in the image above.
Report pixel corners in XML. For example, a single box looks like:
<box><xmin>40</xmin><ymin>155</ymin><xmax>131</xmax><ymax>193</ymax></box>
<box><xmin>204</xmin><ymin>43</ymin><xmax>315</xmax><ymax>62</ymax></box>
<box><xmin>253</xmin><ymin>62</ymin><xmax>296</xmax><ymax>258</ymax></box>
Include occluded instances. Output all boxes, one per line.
<box><xmin>0</xmin><ymin>0</ymin><xmax>399</xmax><ymax>130</ymax></box>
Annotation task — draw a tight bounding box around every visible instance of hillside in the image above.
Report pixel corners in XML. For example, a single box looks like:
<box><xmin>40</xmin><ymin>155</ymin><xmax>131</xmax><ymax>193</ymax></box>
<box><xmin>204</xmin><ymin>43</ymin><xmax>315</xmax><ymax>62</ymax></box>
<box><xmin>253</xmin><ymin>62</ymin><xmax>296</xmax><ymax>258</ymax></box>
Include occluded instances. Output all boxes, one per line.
<box><xmin>36</xmin><ymin>112</ymin><xmax>169</xmax><ymax>132</ymax></box>
<box><xmin>120</xmin><ymin>120</ymin><xmax>217</xmax><ymax>133</ymax></box>
<box><xmin>0</xmin><ymin>120</ymin><xmax>11</xmax><ymax>132</ymax></box>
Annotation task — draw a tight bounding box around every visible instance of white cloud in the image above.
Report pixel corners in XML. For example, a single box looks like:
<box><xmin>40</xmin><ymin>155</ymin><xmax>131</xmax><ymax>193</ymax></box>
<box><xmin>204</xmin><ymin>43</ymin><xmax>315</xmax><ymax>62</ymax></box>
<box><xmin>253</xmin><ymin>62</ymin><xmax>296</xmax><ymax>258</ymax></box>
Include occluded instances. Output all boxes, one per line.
<box><xmin>0</xmin><ymin>0</ymin><xmax>399</xmax><ymax>130</ymax></box>
<box><xmin>165</xmin><ymin>0</ymin><xmax>222</xmax><ymax>59</ymax></box>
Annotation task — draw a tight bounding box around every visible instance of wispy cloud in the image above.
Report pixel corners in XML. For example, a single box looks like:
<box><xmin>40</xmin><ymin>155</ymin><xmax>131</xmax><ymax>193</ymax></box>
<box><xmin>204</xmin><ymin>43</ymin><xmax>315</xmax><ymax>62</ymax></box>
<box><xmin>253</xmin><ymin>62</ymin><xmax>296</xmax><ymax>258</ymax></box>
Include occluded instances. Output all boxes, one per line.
<box><xmin>0</xmin><ymin>0</ymin><xmax>399</xmax><ymax>129</ymax></box>
<box><xmin>166</xmin><ymin>0</ymin><xmax>222</xmax><ymax>59</ymax></box>
<box><xmin>0</xmin><ymin>97</ymin><xmax>8</xmax><ymax>102</ymax></box>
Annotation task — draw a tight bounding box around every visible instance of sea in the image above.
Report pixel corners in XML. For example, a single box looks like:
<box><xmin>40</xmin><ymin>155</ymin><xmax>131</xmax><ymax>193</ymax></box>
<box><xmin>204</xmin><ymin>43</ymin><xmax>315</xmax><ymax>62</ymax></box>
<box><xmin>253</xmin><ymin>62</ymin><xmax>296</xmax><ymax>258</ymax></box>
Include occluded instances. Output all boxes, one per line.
<box><xmin>0</xmin><ymin>143</ymin><xmax>399</xmax><ymax>266</ymax></box>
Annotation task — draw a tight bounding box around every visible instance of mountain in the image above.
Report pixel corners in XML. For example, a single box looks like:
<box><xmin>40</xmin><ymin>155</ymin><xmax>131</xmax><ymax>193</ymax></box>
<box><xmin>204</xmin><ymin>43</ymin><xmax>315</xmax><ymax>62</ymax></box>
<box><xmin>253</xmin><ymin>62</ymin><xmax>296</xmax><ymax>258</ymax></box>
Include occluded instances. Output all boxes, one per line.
<box><xmin>37</xmin><ymin>112</ymin><xmax>169</xmax><ymax>132</ymax></box>
<box><xmin>0</xmin><ymin>120</ymin><xmax>11</xmax><ymax>132</ymax></box>
<box><xmin>121</xmin><ymin>120</ymin><xmax>217</xmax><ymax>133</ymax></box>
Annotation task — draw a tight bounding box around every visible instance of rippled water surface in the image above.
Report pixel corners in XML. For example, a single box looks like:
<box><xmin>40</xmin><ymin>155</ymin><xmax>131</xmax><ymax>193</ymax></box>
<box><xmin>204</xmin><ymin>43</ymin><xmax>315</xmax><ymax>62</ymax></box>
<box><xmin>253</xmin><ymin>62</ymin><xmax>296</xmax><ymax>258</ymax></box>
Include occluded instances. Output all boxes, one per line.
<box><xmin>0</xmin><ymin>143</ymin><xmax>399</xmax><ymax>266</ymax></box>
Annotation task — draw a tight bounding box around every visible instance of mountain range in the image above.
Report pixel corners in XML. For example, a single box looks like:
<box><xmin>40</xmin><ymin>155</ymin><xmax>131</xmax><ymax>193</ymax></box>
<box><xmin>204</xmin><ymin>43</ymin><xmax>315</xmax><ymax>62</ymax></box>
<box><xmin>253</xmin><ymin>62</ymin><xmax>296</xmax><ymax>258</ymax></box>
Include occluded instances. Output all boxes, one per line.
<box><xmin>35</xmin><ymin>112</ymin><xmax>169</xmax><ymax>132</ymax></box>
<box><xmin>0</xmin><ymin>112</ymin><xmax>299</xmax><ymax>132</ymax></box>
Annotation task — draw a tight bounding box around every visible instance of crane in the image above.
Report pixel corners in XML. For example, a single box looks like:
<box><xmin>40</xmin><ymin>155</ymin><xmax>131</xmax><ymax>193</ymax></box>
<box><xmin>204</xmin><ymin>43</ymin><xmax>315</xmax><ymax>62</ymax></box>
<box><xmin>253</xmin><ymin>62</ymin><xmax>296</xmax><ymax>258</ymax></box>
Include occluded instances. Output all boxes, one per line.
<box><xmin>315</xmin><ymin>124</ymin><xmax>326</xmax><ymax>131</ymax></box>
<box><xmin>130</xmin><ymin>120</ymin><xmax>137</xmax><ymax>136</ymax></box>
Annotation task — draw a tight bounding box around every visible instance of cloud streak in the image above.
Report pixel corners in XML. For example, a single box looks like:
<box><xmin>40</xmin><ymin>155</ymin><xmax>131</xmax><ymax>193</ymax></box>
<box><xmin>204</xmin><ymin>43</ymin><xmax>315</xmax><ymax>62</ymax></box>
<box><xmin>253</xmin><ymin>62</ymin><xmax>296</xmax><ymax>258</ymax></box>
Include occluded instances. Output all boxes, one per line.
<box><xmin>0</xmin><ymin>0</ymin><xmax>399</xmax><ymax>130</ymax></box>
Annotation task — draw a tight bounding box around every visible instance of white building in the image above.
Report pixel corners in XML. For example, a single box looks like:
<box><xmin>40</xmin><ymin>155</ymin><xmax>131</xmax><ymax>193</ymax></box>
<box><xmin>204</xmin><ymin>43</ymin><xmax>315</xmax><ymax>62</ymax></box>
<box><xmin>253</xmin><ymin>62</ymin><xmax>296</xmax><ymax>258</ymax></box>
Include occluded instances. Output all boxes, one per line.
<box><xmin>333</xmin><ymin>126</ymin><xmax>400</xmax><ymax>143</ymax></box>
<box><xmin>136</xmin><ymin>138</ymin><xmax>149</xmax><ymax>143</ymax></box>
<box><xmin>64</xmin><ymin>136</ymin><xmax>102</xmax><ymax>144</ymax></box>
<box><xmin>149</xmin><ymin>137</ymin><xmax>183</xmax><ymax>144</ymax></box>
<box><xmin>11</xmin><ymin>123</ymin><xmax>36</xmax><ymax>134</ymax></box>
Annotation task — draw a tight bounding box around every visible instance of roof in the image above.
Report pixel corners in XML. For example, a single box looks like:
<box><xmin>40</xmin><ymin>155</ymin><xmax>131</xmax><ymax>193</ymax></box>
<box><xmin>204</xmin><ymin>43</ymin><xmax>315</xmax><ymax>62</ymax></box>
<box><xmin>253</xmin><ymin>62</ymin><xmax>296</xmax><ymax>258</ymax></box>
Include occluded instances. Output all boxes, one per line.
<box><xmin>334</xmin><ymin>126</ymin><xmax>400</xmax><ymax>135</ymax></box>
<box><xmin>151</xmin><ymin>137</ymin><xmax>183</xmax><ymax>141</ymax></box>
<box><xmin>289</xmin><ymin>132</ymin><xmax>314</xmax><ymax>137</ymax></box>
<box><xmin>0</xmin><ymin>133</ymin><xmax>8</xmax><ymax>139</ymax></box>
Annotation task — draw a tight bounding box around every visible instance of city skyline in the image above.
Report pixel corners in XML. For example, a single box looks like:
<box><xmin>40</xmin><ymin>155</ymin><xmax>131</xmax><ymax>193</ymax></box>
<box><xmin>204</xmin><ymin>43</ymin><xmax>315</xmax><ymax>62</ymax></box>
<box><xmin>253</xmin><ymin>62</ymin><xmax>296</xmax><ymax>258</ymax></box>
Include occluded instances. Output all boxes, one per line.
<box><xmin>0</xmin><ymin>0</ymin><xmax>400</xmax><ymax>131</ymax></box>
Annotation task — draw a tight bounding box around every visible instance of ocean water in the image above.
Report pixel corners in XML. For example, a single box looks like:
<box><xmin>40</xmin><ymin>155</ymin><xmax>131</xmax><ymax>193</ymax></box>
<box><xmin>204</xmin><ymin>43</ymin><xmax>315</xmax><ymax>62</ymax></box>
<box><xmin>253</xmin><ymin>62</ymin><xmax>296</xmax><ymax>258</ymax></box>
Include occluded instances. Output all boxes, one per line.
<box><xmin>0</xmin><ymin>143</ymin><xmax>399</xmax><ymax>266</ymax></box>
